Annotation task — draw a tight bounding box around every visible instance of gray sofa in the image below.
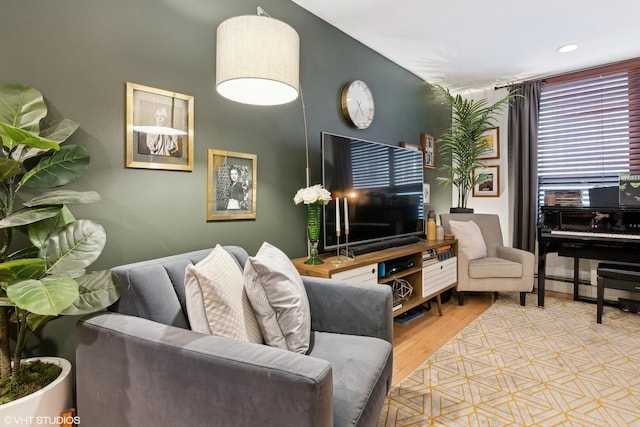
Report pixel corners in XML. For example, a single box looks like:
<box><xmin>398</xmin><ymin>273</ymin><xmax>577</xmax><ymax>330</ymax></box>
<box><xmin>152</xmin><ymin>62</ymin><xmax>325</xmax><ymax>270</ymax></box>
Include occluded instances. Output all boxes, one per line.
<box><xmin>75</xmin><ymin>246</ymin><xmax>393</xmax><ymax>427</ymax></box>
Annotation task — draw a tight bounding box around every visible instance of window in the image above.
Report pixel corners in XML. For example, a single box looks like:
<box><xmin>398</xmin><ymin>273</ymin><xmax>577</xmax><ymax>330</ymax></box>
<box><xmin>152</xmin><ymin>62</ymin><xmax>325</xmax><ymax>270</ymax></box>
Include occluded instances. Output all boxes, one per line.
<box><xmin>537</xmin><ymin>60</ymin><xmax>640</xmax><ymax>205</ymax></box>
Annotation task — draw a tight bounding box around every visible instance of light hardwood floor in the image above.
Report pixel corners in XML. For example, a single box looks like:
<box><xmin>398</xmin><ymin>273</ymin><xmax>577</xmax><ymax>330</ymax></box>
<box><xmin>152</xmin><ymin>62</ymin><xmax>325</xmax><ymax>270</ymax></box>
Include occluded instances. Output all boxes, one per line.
<box><xmin>391</xmin><ymin>291</ymin><xmax>571</xmax><ymax>387</ymax></box>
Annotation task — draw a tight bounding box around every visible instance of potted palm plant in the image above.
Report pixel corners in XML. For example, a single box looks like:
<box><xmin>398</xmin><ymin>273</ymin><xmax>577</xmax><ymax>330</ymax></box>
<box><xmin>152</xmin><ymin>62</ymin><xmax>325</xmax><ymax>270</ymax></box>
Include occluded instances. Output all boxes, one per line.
<box><xmin>0</xmin><ymin>82</ymin><xmax>120</xmax><ymax>417</ymax></box>
<box><xmin>434</xmin><ymin>85</ymin><xmax>518</xmax><ymax>211</ymax></box>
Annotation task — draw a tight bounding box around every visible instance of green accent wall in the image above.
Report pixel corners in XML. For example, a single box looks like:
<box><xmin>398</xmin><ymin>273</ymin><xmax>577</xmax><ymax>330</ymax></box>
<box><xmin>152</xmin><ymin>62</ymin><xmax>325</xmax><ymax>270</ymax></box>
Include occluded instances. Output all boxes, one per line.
<box><xmin>0</xmin><ymin>0</ymin><xmax>451</xmax><ymax>360</ymax></box>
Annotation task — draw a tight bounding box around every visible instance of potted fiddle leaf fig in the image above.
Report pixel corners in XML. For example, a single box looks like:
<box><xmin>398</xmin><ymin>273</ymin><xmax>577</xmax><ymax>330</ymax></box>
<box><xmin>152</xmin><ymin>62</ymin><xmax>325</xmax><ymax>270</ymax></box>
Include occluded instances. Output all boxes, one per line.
<box><xmin>434</xmin><ymin>84</ymin><xmax>519</xmax><ymax>211</ymax></box>
<box><xmin>0</xmin><ymin>82</ymin><xmax>120</xmax><ymax>410</ymax></box>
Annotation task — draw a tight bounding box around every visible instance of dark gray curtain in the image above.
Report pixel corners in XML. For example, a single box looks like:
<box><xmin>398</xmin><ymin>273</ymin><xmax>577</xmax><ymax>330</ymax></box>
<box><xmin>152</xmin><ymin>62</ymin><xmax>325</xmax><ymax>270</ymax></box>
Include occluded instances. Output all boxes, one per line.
<box><xmin>508</xmin><ymin>81</ymin><xmax>541</xmax><ymax>252</ymax></box>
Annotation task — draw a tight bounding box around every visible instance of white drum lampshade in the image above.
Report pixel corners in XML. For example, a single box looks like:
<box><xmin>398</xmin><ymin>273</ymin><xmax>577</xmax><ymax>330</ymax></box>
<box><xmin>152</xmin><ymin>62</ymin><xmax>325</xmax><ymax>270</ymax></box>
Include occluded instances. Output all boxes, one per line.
<box><xmin>216</xmin><ymin>14</ymin><xmax>300</xmax><ymax>106</ymax></box>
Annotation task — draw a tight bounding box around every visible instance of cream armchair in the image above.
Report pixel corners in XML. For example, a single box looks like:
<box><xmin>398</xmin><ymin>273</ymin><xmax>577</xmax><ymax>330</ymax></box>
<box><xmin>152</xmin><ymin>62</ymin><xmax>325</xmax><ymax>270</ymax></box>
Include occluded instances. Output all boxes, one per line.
<box><xmin>440</xmin><ymin>213</ymin><xmax>534</xmax><ymax>305</ymax></box>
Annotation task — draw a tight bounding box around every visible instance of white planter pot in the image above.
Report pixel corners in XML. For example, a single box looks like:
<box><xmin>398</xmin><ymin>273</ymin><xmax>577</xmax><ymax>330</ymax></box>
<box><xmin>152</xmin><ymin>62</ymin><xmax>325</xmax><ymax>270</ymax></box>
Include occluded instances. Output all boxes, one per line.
<box><xmin>0</xmin><ymin>357</ymin><xmax>73</xmax><ymax>427</ymax></box>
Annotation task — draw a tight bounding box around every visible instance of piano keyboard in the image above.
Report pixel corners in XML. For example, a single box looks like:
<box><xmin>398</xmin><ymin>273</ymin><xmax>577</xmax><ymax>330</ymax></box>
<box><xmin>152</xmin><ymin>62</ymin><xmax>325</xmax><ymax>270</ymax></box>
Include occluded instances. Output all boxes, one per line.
<box><xmin>550</xmin><ymin>230</ymin><xmax>640</xmax><ymax>240</ymax></box>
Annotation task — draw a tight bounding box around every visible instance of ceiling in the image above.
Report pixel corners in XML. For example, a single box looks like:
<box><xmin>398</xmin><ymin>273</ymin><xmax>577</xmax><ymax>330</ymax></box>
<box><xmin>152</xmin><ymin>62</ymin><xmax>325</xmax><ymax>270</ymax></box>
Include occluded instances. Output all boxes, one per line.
<box><xmin>291</xmin><ymin>0</ymin><xmax>640</xmax><ymax>93</ymax></box>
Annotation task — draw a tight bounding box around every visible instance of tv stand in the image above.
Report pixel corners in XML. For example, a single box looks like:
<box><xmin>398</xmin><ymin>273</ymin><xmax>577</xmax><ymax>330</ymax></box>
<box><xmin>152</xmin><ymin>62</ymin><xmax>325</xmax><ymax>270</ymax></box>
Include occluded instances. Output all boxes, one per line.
<box><xmin>349</xmin><ymin>236</ymin><xmax>423</xmax><ymax>256</ymax></box>
<box><xmin>292</xmin><ymin>240</ymin><xmax>458</xmax><ymax>318</ymax></box>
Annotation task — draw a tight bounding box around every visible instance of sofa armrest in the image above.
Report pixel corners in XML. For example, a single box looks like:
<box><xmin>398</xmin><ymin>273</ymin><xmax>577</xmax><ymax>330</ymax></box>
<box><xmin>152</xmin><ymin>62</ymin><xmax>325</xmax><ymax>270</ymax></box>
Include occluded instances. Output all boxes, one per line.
<box><xmin>302</xmin><ymin>276</ymin><xmax>393</xmax><ymax>345</ymax></box>
<box><xmin>496</xmin><ymin>246</ymin><xmax>535</xmax><ymax>273</ymax></box>
<box><xmin>76</xmin><ymin>313</ymin><xmax>333</xmax><ymax>427</ymax></box>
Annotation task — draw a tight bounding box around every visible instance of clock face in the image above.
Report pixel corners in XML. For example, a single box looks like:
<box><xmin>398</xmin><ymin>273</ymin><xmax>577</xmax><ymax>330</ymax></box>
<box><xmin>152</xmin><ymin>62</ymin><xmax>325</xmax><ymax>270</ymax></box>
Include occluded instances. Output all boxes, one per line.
<box><xmin>341</xmin><ymin>80</ymin><xmax>375</xmax><ymax>129</ymax></box>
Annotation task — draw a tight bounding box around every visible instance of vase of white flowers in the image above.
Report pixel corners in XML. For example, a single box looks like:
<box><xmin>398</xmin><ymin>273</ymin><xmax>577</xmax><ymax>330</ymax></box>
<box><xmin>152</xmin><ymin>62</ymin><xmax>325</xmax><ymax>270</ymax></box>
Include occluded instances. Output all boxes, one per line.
<box><xmin>294</xmin><ymin>184</ymin><xmax>332</xmax><ymax>265</ymax></box>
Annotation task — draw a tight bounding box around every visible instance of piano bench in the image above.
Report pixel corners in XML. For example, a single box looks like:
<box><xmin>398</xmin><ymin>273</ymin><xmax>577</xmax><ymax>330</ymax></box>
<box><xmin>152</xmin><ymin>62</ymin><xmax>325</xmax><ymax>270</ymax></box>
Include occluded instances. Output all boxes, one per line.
<box><xmin>596</xmin><ymin>263</ymin><xmax>640</xmax><ymax>323</ymax></box>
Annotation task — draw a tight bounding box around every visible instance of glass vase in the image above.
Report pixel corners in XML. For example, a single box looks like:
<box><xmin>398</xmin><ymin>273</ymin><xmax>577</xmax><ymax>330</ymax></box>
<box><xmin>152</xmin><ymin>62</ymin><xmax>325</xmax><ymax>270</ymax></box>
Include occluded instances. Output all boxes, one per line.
<box><xmin>304</xmin><ymin>203</ymin><xmax>323</xmax><ymax>265</ymax></box>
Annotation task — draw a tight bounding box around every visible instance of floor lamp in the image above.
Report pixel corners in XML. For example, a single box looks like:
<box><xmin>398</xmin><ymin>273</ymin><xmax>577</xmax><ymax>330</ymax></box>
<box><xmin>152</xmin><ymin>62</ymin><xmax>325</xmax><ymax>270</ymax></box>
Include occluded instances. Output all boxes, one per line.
<box><xmin>215</xmin><ymin>7</ymin><xmax>310</xmax><ymax>187</ymax></box>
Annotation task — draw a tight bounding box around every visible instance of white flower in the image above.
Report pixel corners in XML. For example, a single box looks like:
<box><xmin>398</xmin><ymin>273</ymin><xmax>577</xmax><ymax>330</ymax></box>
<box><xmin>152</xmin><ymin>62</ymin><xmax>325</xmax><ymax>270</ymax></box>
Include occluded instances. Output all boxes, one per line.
<box><xmin>294</xmin><ymin>184</ymin><xmax>332</xmax><ymax>205</ymax></box>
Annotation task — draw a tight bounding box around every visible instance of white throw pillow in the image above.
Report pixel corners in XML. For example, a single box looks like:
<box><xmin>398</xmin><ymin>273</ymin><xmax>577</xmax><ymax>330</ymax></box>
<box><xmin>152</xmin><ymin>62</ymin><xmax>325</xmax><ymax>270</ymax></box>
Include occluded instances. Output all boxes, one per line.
<box><xmin>448</xmin><ymin>220</ymin><xmax>487</xmax><ymax>260</ymax></box>
<box><xmin>184</xmin><ymin>245</ymin><xmax>263</xmax><ymax>344</ymax></box>
<box><xmin>244</xmin><ymin>242</ymin><xmax>311</xmax><ymax>354</ymax></box>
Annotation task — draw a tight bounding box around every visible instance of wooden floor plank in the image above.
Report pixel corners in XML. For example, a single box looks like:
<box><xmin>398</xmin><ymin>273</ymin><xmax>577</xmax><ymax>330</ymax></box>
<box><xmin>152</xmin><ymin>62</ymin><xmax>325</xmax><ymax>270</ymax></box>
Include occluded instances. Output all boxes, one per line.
<box><xmin>391</xmin><ymin>290</ymin><xmax>572</xmax><ymax>387</ymax></box>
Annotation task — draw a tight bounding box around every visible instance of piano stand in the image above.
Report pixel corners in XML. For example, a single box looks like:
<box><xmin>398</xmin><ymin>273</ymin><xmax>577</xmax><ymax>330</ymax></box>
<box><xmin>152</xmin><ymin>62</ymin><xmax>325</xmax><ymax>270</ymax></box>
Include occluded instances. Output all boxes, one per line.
<box><xmin>538</xmin><ymin>205</ymin><xmax>640</xmax><ymax>308</ymax></box>
<box><xmin>596</xmin><ymin>263</ymin><xmax>640</xmax><ymax>323</ymax></box>
<box><xmin>537</xmin><ymin>245</ymin><xmax>586</xmax><ymax>307</ymax></box>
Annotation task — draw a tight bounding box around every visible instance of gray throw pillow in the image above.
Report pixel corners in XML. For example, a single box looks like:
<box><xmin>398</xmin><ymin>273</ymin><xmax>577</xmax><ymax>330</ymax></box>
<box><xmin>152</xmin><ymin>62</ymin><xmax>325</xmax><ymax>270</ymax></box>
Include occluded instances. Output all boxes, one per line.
<box><xmin>184</xmin><ymin>244</ymin><xmax>263</xmax><ymax>343</ymax></box>
<box><xmin>244</xmin><ymin>242</ymin><xmax>311</xmax><ymax>354</ymax></box>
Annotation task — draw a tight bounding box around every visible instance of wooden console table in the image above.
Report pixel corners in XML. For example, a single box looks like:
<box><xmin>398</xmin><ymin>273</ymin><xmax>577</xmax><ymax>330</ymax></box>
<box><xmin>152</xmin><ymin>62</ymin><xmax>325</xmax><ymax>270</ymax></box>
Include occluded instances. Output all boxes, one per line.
<box><xmin>292</xmin><ymin>240</ymin><xmax>458</xmax><ymax>317</ymax></box>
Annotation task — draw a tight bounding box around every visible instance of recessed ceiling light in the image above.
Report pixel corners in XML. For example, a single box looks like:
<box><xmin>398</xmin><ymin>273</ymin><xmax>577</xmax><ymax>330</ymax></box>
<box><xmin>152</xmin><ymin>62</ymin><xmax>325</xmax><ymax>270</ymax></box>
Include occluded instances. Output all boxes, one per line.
<box><xmin>556</xmin><ymin>44</ymin><xmax>578</xmax><ymax>53</ymax></box>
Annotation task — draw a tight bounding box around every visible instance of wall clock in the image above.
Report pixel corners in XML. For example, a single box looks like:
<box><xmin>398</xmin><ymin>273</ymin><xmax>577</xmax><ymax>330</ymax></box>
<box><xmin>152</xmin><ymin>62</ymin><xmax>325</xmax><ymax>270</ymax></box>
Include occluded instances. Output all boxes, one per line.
<box><xmin>341</xmin><ymin>80</ymin><xmax>375</xmax><ymax>129</ymax></box>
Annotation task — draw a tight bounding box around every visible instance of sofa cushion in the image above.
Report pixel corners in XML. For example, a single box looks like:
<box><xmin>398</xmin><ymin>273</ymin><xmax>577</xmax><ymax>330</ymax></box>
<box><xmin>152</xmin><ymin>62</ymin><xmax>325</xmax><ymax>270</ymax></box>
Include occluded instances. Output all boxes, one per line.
<box><xmin>449</xmin><ymin>219</ymin><xmax>487</xmax><ymax>260</ymax></box>
<box><xmin>244</xmin><ymin>242</ymin><xmax>311</xmax><ymax>354</ymax></box>
<box><xmin>308</xmin><ymin>330</ymin><xmax>393</xmax><ymax>427</ymax></box>
<box><xmin>468</xmin><ymin>256</ymin><xmax>523</xmax><ymax>278</ymax></box>
<box><xmin>184</xmin><ymin>245</ymin><xmax>263</xmax><ymax>343</ymax></box>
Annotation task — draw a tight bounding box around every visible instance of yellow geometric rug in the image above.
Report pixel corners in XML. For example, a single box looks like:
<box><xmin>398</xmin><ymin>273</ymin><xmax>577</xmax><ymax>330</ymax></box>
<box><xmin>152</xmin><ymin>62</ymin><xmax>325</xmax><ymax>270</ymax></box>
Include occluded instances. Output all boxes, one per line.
<box><xmin>378</xmin><ymin>294</ymin><xmax>640</xmax><ymax>426</ymax></box>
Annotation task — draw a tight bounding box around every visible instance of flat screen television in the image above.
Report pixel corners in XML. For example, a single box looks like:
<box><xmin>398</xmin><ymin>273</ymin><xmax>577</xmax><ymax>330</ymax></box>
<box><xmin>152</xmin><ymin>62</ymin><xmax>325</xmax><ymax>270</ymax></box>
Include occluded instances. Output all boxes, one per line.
<box><xmin>321</xmin><ymin>132</ymin><xmax>425</xmax><ymax>252</ymax></box>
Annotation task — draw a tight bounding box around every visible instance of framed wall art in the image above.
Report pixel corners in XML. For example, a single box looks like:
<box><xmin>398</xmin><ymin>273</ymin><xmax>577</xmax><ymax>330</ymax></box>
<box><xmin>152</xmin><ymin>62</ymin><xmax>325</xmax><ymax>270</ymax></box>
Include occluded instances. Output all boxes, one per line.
<box><xmin>126</xmin><ymin>82</ymin><xmax>194</xmax><ymax>171</ymax></box>
<box><xmin>207</xmin><ymin>149</ymin><xmax>257</xmax><ymax>220</ymax></box>
<box><xmin>477</xmin><ymin>127</ymin><xmax>500</xmax><ymax>160</ymax></box>
<box><xmin>423</xmin><ymin>183</ymin><xmax>431</xmax><ymax>204</ymax></box>
<box><xmin>420</xmin><ymin>133</ymin><xmax>436</xmax><ymax>168</ymax></box>
<box><xmin>473</xmin><ymin>165</ymin><xmax>500</xmax><ymax>197</ymax></box>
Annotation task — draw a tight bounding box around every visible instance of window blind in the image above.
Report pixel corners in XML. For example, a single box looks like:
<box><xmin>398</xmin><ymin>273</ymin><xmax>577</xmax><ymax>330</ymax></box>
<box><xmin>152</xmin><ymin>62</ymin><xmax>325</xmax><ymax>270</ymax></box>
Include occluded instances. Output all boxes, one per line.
<box><xmin>538</xmin><ymin>63</ymin><xmax>640</xmax><ymax>205</ymax></box>
<box><xmin>350</xmin><ymin>142</ymin><xmax>423</xmax><ymax>189</ymax></box>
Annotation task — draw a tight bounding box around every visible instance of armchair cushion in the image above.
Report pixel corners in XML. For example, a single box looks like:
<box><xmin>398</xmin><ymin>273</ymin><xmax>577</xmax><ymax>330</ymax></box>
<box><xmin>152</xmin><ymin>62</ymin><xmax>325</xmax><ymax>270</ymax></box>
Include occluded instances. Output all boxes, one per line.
<box><xmin>184</xmin><ymin>244</ymin><xmax>263</xmax><ymax>343</ymax></box>
<box><xmin>244</xmin><ymin>242</ymin><xmax>312</xmax><ymax>354</ymax></box>
<box><xmin>469</xmin><ymin>257</ymin><xmax>523</xmax><ymax>278</ymax></box>
<box><xmin>449</xmin><ymin>219</ymin><xmax>487</xmax><ymax>260</ymax></box>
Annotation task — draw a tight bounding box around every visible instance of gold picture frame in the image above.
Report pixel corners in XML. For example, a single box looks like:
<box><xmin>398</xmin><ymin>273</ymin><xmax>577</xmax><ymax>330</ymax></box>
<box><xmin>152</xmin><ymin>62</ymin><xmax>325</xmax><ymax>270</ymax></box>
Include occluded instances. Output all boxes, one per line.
<box><xmin>477</xmin><ymin>127</ymin><xmax>500</xmax><ymax>160</ymax></box>
<box><xmin>473</xmin><ymin>165</ymin><xmax>500</xmax><ymax>197</ymax></box>
<box><xmin>126</xmin><ymin>82</ymin><xmax>194</xmax><ymax>171</ymax></box>
<box><xmin>420</xmin><ymin>133</ymin><xmax>436</xmax><ymax>168</ymax></box>
<box><xmin>207</xmin><ymin>149</ymin><xmax>257</xmax><ymax>221</ymax></box>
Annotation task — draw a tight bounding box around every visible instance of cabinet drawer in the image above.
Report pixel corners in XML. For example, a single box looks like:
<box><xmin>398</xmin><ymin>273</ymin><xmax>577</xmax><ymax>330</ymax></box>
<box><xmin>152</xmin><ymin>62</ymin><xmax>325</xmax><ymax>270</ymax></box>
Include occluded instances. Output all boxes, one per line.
<box><xmin>422</xmin><ymin>257</ymin><xmax>457</xmax><ymax>297</ymax></box>
<box><xmin>331</xmin><ymin>263</ymin><xmax>378</xmax><ymax>284</ymax></box>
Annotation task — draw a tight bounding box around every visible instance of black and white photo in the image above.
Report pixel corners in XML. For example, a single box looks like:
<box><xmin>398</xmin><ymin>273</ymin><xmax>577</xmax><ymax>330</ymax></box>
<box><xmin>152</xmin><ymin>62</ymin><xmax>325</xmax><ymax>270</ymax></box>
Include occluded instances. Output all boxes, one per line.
<box><xmin>207</xmin><ymin>149</ymin><xmax>257</xmax><ymax>220</ymax></box>
<box><xmin>126</xmin><ymin>82</ymin><xmax>194</xmax><ymax>171</ymax></box>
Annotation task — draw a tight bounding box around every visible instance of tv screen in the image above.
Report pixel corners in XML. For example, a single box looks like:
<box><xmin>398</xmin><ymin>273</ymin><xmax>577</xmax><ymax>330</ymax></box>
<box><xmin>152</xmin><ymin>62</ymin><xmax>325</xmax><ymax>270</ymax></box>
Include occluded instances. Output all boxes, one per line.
<box><xmin>321</xmin><ymin>132</ymin><xmax>425</xmax><ymax>252</ymax></box>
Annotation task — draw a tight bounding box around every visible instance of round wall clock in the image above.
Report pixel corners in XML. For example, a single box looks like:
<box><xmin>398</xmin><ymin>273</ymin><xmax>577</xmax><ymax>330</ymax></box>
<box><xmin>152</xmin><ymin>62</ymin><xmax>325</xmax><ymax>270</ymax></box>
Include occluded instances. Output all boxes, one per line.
<box><xmin>341</xmin><ymin>80</ymin><xmax>375</xmax><ymax>129</ymax></box>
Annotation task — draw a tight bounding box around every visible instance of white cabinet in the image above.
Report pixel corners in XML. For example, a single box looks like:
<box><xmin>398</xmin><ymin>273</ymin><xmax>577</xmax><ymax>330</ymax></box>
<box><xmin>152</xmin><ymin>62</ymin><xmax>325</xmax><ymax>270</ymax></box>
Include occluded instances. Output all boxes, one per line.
<box><xmin>292</xmin><ymin>240</ymin><xmax>458</xmax><ymax>318</ymax></box>
<box><xmin>422</xmin><ymin>257</ymin><xmax>457</xmax><ymax>298</ymax></box>
<box><xmin>331</xmin><ymin>263</ymin><xmax>378</xmax><ymax>284</ymax></box>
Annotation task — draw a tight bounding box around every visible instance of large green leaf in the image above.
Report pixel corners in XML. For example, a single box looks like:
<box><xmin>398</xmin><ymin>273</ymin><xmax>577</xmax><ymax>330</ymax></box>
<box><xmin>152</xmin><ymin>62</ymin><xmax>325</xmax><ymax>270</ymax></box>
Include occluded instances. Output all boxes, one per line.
<box><xmin>0</xmin><ymin>123</ymin><xmax>61</xmax><ymax>151</ymax></box>
<box><xmin>42</xmin><ymin>220</ymin><xmax>106</xmax><ymax>275</ymax></box>
<box><xmin>0</xmin><ymin>258</ymin><xmax>47</xmax><ymax>284</ymax></box>
<box><xmin>21</xmin><ymin>144</ymin><xmax>90</xmax><ymax>189</ymax></box>
<box><xmin>7</xmin><ymin>246</ymin><xmax>40</xmax><ymax>261</ymax></box>
<box><xmin>0</xmin><ymin>206</ymin><xmax>62</xmax><ymax>229</ymax></box>
<box><xmin>0</xmin><ymin>158</ymin><xmax>22</xmax><ymax>182</ymax></box>
<box><xmin>6</xmin><ymin>275</ymin><xmax>79</xmax><ymax>316</ymax></box>
<box><xmin>23</xmin><ymin>190</ymin><xmax>101</xmax><ymax>207</ymax></box>
<box><xmin>26</xmin><ymin>313</ymin><xmax>53</xmax><ymax>331</ymax></box>
<box><xmin>60</xmin><ymin>270</ymin><xmax>120</xmax><ymax>315</ymax></box>
<box><xmin>39</xmin><ymin>119</ymin><xmax>79</xmax><ymax>143</ymax></box>
<box><xmin>0</xmin><ymin>83</ymin><xmax>46</xmax><ymax>135</ymax></box>
<box><xmin>28</xmin><ymin>207</ymin><xmax>76</xmax><ymax>249</ymax></box>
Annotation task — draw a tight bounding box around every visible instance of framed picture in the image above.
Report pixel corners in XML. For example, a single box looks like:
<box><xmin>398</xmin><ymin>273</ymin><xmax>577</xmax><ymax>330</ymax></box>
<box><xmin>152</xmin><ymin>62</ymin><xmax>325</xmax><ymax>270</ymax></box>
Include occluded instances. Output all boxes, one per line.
<box><xmin>420</xmin><ymin>133</ymin><xmax>436</xmax><ymax>168</ymax></box>
<box><xmin>473</xmin><ymin>165</ymin><xmax>500</xmax><ymax>197</ymax></box>
<box><xmin>423</xmin><ymin>183</ymin><xmax>431</xmax><ymax>204</ymax></box>
<box><xmin>477</xmin><ymin>127</ymin><xmax>500</xmax><ymax>160</ymax></box>
<box><xmin>207</xmin><ymin>149</ymin><xmax>257</xmax><ymax>220</ymax></box>
<box><xmin>126</xmin><ymin>82</ymin><xmax>194</xmax><ymax>171</ymax></box>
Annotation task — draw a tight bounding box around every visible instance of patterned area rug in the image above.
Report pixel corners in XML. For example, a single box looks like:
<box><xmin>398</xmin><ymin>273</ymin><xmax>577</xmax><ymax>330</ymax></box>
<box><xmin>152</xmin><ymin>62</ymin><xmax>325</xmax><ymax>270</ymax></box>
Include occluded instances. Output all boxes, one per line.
<box><xmin>379</xmin><ymin>294</ymin><xmax>640</xmax><ymax>426</ymax></box>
